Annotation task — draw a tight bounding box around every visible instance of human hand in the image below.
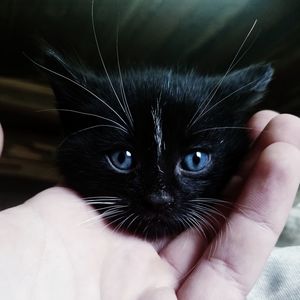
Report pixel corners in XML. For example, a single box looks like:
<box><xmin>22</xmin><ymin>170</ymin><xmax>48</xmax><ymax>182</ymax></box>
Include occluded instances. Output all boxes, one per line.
<box><xmin>0</xmin><ymin>111</ymin><xmax>299</xmax><ymax>300</ymax></box>
<box><xmin>160</xmin><ymin>111</ymin><xmax>300</xmax><ymax>299</ymax></box>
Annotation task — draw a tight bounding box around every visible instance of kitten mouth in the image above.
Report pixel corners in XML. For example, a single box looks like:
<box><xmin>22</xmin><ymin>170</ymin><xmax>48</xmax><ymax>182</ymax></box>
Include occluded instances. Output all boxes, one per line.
<box><xmin>145</xmin><ymin>214</ymin><xmax>170</xmax><ymax>225</ymax></box>
<box><xmin>139</xmin><ymin>208</ymin><xmax>176</xmax><ymax>223</ymax></box>
<box><xmin>103</xmin><ymin>210</ymin><xmax>185</xmax><ymax>240</ymax></box>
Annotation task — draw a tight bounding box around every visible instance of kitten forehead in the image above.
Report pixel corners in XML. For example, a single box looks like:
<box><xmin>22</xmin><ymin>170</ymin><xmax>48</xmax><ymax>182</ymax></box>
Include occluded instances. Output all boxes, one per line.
<box><xmin>151</xmin><ymin>100</ymin><xmax>164</xmax><ymax>158</ymax></box>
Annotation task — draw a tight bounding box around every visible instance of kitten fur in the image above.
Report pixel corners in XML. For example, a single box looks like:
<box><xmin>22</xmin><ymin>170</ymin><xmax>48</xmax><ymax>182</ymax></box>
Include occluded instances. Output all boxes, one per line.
<box><xmin>40</xmin><ymin>48</ymin><xmax>273</xmax><ymax>240</ymax></box>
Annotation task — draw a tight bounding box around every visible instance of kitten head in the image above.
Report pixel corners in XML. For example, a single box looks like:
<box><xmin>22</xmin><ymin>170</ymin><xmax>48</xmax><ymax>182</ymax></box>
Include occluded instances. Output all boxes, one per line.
<box><xmin>42</xmin><ymin>49</ymin><xmax>273</xmax><ymax>239</ymax></box>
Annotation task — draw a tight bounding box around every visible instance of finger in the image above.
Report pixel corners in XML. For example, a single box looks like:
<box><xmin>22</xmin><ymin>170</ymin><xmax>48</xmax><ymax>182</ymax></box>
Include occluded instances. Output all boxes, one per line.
<box><xmin>177</xmin><ymin>142</ymin><xmax>300</xmax><ymax>300</ymax></box>
<box><xmin>247</xmin><ymin>110</ymin><xmax>279</xmax><ymax>141</ymax></box>
<box><xmin>160</xmin><ymin>229</ymin><xmax>208</xmax><ymax>282</ymax></box>
<box><xmin>223</xmin><ymin>110</ymin><xmax>279</xmax><ymax>198</ymax></box>
<box><xmin>0</xmin><ymin>123</ymin><xmax>3</xmax><ymax>156</ymax></box>
<box><xmin>239</xmin><ymin>113</ymin><xmax>300</xmax><ymax>180</ymax></box>
<box><xmin>253</xmin><ymin>113</ymin><xmax>300</xmax><ymax>150</ymax></box>
<box><xmin>140</xmin><ymin>287</ymin><xmax>177</xmax><ymax>300</ymax></box>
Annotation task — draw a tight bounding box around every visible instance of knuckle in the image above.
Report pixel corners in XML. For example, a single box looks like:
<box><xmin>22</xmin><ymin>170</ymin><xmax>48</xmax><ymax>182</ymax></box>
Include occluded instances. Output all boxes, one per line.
<box><xmin>261</xmin><ymin>142</ymin><xmax>300</xmax><ymax>179</ymax></box>
<box><xmin>247</xmin><ymin>110</ymin><xmax>278</xmax><ymax>138</ymax></box>
<box><xmin>269</xmin><ymin>113</ymin><xmax>300</xmax><ymax>132</ymax></box>
<box><xmin>207</xmin><ymin>257</ymin><xmax>247</xmax><ymax>297</ymax></box>
<box><xmin>261</xmin><ymin>114</ymin><xmax>300</xmax><ymax>149</ymax></box>
<box><xmin>251</xmin><ymin>110</ymin><xmax>278</xmax><ymax>122</ymax></box>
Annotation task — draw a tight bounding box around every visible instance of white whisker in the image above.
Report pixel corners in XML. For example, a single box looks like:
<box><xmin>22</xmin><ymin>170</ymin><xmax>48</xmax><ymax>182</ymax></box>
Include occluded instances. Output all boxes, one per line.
<box><xmin>99</xmin><ymin>212</ymin><xmax>128</xmax><ymax>231</ymax></box>
<box><xmin>126</xmin><ymin>214</ymin><xmax>139</xmax><ymax>231</ymax></box>
<box><xmin>198</xmin><ymin>77</ymin><xmax>262</xmax><ymax>119</ymax></box>
<box><xmin>113</xmin><ymin>212</ymin><xmax>134</xmax><ymax>233</ymax></box>
<box><xmin>39</xmin><ymin>108</ymin><xmax>128</xmax><ymax>132</ymax></box>
<box><xmin>188</xmin><ymin>19</ymin><xmax>258</xmax><ymax>128</ymax></box>
<box><xmin>57</xmin><ymin>123</ymin><xmax>128</xmax><ymax>149</ymax></box>
<box><xmin>69</xmin><ymin>124</ymin><xmax>128</xmax><ymax>137</ymax></box>
<box><xmin>24</xmin><ymin>53</ymin><xmax>128</xmax><ymax>127</ymax></box>
<box><xmin>116</xmin><ymin>26</ymin><xmax>134</xmax><ymax>127</ymax></box>
<box><xmin>86</xmin><ymin>201</ymin><xmax>118</xmax><ymax>205</ymax></box>
<box><xmin>94</xmin><ymin>205</ymin><xmax>128</xmax><ymax>212</ymax></box>
<box><xmin>192</xmin><ymin>126</ymin><xmax>252</xmax><ymax>136</ymax></box>
<box><xmin>193</xmin><ymin>205</ymin><xmax>227</xmax><ymax>221</ymax></box>
<box><xmin>183</xmin><ymin>211</ymin><xmax>207</xmax><ymax>240</ymax></box>
<box><xmin>84</xmin><ymin>196</ymin><xmax>120</xmax><ymax>199</ymax></box>
<box><xmin>91</xmin><ymin>0</ymin><xmax>132</xmax><ymax>131</ymax></box>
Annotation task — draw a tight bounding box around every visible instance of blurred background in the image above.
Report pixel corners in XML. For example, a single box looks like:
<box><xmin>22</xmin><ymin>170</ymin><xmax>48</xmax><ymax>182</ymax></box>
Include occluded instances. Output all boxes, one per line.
<box><xmin>0</xmin><ymin>0</ymin><xmax>299</xmax><ymax>244</ymax></box>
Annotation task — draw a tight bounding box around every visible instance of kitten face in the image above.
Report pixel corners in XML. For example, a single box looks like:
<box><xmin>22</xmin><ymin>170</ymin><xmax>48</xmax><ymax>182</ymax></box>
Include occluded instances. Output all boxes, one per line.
<box><xmin>43</xmin><ymin>50</ymin><xmax>273</xmax><ymax>239</ymax></box>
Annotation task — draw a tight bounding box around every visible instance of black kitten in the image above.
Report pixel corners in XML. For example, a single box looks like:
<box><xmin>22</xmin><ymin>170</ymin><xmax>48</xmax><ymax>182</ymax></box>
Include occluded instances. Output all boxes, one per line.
<box><xmin>39</xmin><ymin>49</ymin><xmax>273</xmax><ymax>240</ymax></box>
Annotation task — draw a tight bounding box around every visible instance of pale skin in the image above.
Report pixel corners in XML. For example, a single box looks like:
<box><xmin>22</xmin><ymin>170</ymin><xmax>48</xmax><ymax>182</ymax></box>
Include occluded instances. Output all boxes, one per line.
<box><xmin>0</xmin><ymin>111</ymin><xmax>300</xmax><ymax>300</ymax></box>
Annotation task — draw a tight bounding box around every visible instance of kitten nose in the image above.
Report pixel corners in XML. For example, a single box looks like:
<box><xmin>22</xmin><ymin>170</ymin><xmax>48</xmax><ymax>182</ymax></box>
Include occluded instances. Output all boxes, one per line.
<box><xmin>146</xmin><ymin>191</ymin><xmax>173</xmax><ymax>210</ymax></box>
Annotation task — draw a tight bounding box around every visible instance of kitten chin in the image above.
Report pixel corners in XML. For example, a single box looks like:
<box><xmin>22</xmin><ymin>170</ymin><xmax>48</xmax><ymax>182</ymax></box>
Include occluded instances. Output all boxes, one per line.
<box><xmin>39</xmin><ymin>47</ymin><xmax>273</xmax><ymax>240</ymax></box>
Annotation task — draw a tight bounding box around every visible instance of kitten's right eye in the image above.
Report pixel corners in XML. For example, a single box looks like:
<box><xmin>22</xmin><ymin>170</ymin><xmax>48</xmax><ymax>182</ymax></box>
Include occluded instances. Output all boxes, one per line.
<box><xmin>107</xmin><ymin>150</ymin><xmax>135</xmax><ymax>172</ymax></box>
<box><xmin>180</xmin><ymin>151</ymin><xmax>210</xmax><ymax>173</ymax></box>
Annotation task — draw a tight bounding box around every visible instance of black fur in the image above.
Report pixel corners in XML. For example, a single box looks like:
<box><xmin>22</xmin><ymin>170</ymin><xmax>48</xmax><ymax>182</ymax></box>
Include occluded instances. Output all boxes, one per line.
<box><xmin>42</xmin><ymin>49</ymin><xmax>273</xmax><ymax>240</ymax></box>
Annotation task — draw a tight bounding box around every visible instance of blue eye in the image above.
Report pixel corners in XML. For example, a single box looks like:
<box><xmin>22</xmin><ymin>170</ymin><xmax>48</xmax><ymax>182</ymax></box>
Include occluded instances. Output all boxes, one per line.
<box><xmin>108</xmin><ymin>150</ymin><xmax>134</xmax><ymax>172</ymax></box>
<box><xmin>181</xmin><ymin>151</ymin><xmax>210</xmax><ymax>172</ymax></box>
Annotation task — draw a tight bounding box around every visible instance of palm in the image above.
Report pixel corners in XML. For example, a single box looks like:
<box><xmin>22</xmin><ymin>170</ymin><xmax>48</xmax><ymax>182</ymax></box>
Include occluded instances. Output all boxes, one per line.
<box><xmin>0</xmin><ymin>187</ymin><xmax>177</xmax><ymax>300</ymax></box>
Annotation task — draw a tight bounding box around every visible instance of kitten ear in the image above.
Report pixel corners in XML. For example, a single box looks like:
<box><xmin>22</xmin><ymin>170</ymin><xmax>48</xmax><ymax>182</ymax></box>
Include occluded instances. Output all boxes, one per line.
<box><xmin>26</xmin><ymin>40</ymin><xmax>88</xmax><ymax>103</ymax></box>
<box><xmin>26</xmin><ymin>40</ymin><xmax>81</xmax><ymax>83</ymax></box>
<box><xmin>30</xmin><ymin>44</ymin><xmax>96</xmax><ymax>132</ymax></box>
<box><xmin>226</xmin><ymin>63</ymin><xmax>273</xmax><ymax>92</ymax></box>
<box><xmin>38</xmin><ymin>46</ymin><xmax>87</xmax><ymax>99</ymax></box>
<box><xmin>222</xmin><ymin>63</ymin><xmax>274</xmax><ymax>108</ymax></box>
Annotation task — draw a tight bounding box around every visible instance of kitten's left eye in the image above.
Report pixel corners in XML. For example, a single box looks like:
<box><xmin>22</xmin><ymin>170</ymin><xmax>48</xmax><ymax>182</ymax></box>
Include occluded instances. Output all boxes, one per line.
<box><xmin>181</xmin><ymin>151</ymin><xmax>210</xmax><ymax>172</ymax></box>
<box><xmin>107</xmin><ymin>150</ymin><xmax>135</xmax><ymax>172</ymax></box>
